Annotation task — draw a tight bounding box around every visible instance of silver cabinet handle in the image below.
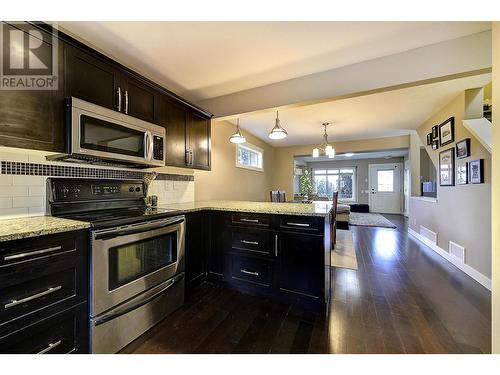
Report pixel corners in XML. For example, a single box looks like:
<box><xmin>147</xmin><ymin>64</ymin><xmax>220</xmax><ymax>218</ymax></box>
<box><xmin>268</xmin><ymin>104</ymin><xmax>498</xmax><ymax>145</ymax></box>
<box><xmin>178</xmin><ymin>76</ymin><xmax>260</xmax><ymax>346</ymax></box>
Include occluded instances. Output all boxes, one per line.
<box><xmin>3</xmin><ymin>246</ymin><xmax>62</xmax><ymax>262</ymax></box>
<box><xmin>116</xmin><ymin>87</ymin><xmax>122</xmax><ymax>112</ymax></box>
<box><xmin>124</xmin><ymin>90</ymin><xmax>129</xmax><ymax>114</ymax></box>
<box><xmin>275</xmin><ymin>234</ymin><xmax>278</xmax><ymax>257</ymax></box>
<box><xmin>5</xmin><ymin>285</ymin><xmax>62</xmax><ymax>309</ymax></box>
<box><xmin>241</xmin><ymin>240</ymin><xmax>259</xmax><ymax>245</ymax></box>
<box><xmin>241</xmin><ymin>269</ymin><xmax>259</xmax><ymax>276</ymax></box>
<box><xmin>37</xmin><ymin>340</ymin><xmax>62</xmax><ymax>354</ymax></box>
<box><xmin>286</xmin><ymin>222</ymin><xmax>310</xmax><ymax>227</ymax></box>
<box><xmin>240</xmin><ymin>218</ymin><xmax>259</xmax><ymax>223</ymax></box>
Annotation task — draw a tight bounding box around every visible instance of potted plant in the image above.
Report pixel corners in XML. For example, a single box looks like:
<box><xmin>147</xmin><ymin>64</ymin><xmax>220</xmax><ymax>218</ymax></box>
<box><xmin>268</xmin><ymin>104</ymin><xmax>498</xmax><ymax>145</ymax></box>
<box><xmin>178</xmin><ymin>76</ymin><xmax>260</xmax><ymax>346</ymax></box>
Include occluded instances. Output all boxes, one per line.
<box><xmin>299</xmin><ymin>169</ymin><xmax>315</xmax><ymax>202</ymax></box>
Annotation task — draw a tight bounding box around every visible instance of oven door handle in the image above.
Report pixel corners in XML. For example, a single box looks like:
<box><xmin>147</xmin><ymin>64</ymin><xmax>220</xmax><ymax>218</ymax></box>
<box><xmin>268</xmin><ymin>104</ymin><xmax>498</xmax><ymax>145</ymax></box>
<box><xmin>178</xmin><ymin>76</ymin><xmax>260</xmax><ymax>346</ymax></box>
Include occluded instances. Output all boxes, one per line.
<box><xmin>92</xmin><ymin>273</ymin><xmax>184</xmax><ymax>327</ymax></box>
<box><xmin>94</xmin><ymin>216</ymin><xmax>184</xmax><ymax>240</ymax></box>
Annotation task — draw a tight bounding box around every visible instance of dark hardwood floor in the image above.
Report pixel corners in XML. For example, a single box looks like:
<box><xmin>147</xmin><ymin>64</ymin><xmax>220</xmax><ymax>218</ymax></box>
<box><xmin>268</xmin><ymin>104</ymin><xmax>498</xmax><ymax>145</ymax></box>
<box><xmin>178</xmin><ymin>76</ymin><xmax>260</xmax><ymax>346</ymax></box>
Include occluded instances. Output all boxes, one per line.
<box><xmin>121</xmin><ymin>215</ymin><xmax>491</xmax><ymax>354</ymax></box>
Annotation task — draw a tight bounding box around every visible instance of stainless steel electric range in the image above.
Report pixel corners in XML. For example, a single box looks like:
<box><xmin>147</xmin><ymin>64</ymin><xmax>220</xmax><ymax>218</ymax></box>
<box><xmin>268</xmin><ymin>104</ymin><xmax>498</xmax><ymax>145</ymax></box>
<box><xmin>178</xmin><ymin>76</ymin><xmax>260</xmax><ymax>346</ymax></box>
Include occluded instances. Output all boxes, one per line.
<box><xmin>47</xmin><ymin>178</ymin><xmax>185</xmax><ymax>354</ymax></box>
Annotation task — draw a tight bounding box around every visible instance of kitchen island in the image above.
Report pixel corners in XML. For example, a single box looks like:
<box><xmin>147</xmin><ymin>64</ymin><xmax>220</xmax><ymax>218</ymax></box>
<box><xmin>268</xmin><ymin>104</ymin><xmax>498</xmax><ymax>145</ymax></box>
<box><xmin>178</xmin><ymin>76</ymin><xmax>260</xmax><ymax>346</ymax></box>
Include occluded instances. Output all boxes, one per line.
<box><xmin>159</xmin><ymin>200</ymin><xmax>332</xmax><ymax>312</ymax></box>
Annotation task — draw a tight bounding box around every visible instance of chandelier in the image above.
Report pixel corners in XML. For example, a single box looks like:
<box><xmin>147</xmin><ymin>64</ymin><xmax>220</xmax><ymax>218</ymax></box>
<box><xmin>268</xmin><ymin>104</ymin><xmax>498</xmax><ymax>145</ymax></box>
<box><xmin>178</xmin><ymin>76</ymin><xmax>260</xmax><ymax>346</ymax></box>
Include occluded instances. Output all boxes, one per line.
<box><xmin>312</xmin><ymin>123</ymin><xmax>335</xmax><ymax>158</ymax></box>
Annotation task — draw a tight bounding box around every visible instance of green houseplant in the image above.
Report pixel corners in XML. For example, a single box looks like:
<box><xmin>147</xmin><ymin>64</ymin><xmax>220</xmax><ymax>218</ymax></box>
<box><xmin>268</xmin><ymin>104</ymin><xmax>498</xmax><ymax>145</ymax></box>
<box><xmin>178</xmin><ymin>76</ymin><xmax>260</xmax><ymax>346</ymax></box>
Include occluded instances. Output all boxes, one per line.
<box><xmin>299</xmin><ymin>169</ymin><xmax>315</xmax><ymax>198</ymax></box>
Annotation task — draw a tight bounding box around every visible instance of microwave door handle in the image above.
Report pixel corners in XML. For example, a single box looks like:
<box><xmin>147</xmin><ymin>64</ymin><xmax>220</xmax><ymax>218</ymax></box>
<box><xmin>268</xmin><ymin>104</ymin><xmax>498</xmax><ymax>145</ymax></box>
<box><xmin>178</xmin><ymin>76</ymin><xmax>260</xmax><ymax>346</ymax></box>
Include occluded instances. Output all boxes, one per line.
<box><xmin>148</xmin><ymin>131</ymin><xmax>154</xmax><ymax>161</ymax></box>
<box><xmin>143</xmin><ymin>132</ymin><xmax>149</xmax><ymax>161</ymax></box>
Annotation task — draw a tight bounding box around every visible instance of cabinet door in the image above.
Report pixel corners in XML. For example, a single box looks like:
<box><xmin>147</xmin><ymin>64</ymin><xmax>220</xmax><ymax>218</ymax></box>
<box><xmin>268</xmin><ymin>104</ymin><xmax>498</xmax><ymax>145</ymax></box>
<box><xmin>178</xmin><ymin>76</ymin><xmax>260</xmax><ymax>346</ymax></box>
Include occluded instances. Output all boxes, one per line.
<box><xmin>276</xmin><ymin>232</ymin><xmax>324</xmax><ymax>300</ymax></box>
<box><xmin>0</xmin><ymin>23</ymin><xmax>64</xmax><ymax>152</ymax></box>
<box><xmin>120</xmin><ymin>73</ymin><xmax>160</xmax><ymax>124</ymax></box>
<box><xmin>207</xmin><ymin>213</ymin><xmax>227</xmax><ymax>280</ymax></box>
<box><xmin>185</xmin><ymin>213</ymin><xmax>206</xmax><ymax>288</ymax></box>
<box><xmin>64</xmin><ymin>44</ymin><xmax>120</xmax><ymax>111</ymax></box>
<box><xmin>187</xmin><ymin>111</ymin><xmax>211</xmax><ymax>170</ymax></box>
<box><xmin>162</xmin><ymin>98</ymin><xmax>188</xmax><ymax>167</ymax></box>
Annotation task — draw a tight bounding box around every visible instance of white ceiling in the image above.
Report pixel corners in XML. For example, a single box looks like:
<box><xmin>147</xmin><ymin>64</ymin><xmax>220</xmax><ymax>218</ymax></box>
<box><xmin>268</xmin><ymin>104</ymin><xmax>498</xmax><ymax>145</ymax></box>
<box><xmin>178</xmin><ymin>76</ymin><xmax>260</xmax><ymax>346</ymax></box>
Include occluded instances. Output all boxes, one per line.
<box><xmin>295</xmin><ymin>149</ymin><xmax>409</xmax><ymax>163</ymax></box>
<box><xmin>57</xmin><ymin>21</ymin><xmax>490</xmax><ymax>102</ymax></box>
<box><xmin>229</xmin><ymin>73</ymin><xmax>491</xmax><ymax>146</ymax></box>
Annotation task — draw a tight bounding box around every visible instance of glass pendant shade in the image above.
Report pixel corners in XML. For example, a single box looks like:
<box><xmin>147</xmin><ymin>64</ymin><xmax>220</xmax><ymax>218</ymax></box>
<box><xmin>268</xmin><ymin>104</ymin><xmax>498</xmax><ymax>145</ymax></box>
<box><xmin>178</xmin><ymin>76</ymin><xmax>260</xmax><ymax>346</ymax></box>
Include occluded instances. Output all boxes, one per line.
<box><xmin>325</xmin><ymin>145</ymin><xmax>333</xmax><ymax>156</ymax></box>
<box><xmin>328</xmin><ymin>147</ymin><xmax>336</xmax><ymax>158</ymax></box>
<box><xmin>229</xmin><ymin>119</ymin><xmax>246</xmax><ymax>144</ymax></box>
<box><xmin>268</xmin><ymin>111</ymin><xmax>288</xmax><ymax>140</ymax></box>
<box><xmin>312</xmin><ymin>148</ymin><xmax>320</xmax><ymax>158</ymax></box>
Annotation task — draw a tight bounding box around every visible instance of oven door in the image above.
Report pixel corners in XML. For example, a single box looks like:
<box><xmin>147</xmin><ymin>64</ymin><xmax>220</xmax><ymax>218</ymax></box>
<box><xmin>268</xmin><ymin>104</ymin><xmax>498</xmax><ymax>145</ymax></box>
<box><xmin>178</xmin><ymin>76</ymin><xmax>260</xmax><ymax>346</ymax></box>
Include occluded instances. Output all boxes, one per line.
<box><xmin>69</xmin><ymin>97</ymin><xmax>165</xmax><ymax>167</ymax></box>
<box><xmin>91</xmin><ymin>216</ymin><xmax>185</xmax><ymax>317</ymax></box>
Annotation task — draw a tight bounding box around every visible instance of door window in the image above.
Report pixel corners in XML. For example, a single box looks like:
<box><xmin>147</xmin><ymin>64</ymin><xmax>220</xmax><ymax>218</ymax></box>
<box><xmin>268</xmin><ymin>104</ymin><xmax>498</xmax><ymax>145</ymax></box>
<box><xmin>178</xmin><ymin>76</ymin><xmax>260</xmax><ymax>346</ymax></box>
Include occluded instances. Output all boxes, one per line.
<box><xmin>377</xmin><ymin>170</ymin><xmax>394</xmax><ymax>192</ymax></box>
<box><xmin>108</xmin><ymin>232</ymin><xmax>177</xmax><ymax>290</ymax></box>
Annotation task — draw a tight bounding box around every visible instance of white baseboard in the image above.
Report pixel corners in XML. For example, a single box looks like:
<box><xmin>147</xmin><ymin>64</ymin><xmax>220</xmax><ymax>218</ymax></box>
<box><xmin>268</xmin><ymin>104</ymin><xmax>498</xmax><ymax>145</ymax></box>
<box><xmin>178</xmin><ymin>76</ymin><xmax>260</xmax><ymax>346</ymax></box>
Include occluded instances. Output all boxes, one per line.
<box><xmin>408</xmin><ymin>228</ymin><xmax>491</xmax><ymax>291</ymax></box>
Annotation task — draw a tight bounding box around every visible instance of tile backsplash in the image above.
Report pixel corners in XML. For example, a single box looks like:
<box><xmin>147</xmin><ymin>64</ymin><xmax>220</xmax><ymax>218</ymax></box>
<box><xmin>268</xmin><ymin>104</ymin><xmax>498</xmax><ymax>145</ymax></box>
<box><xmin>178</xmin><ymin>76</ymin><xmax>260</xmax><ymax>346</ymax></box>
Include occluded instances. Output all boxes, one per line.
<box><xmin>0</xmin><ymin>147</ymin><xmax>195</xmax><ymax>219</ymax></box>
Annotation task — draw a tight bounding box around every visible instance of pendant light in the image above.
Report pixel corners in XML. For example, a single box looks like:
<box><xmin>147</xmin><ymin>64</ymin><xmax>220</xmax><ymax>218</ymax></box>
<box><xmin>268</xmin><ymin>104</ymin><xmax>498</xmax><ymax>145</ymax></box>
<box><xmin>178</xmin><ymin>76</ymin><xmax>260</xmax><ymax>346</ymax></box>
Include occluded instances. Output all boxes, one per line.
<box><xmin>229</xmin><ymin>118</ymin><xmax>246</xmax><ymax>144</ymax></box>
<box><xmin>268</xmin><ymin>110</ymin><xmax>288</xmax><ymax>140</ymax></box>
<box><xmin>312</xmin><ymin>123</ymin><xmax>335</xmax><ymax>158</ymax></box>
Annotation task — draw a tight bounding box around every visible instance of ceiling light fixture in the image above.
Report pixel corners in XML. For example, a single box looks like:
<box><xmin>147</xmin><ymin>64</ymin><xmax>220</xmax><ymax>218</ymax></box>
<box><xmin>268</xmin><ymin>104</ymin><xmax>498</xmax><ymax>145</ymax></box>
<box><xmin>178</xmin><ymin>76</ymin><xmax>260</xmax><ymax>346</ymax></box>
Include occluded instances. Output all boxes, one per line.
<box><xmin>229</xmin><ymin>118</ymin><xmax>246</xmax><ymax>144</ymax></box>
<box><xmin>312</xmin><ymin>123</ymin><xmax>335</xmax><ymax>159</ymax></box>
<box><xmin>268</xmin><ymin>110</ymin><xmax>288</xmax><ymax>140</ymax></box>
<box><xmin>345</xmin><ymin>153</ymin><xmax>354</xmax><ymax>157</ymax></box>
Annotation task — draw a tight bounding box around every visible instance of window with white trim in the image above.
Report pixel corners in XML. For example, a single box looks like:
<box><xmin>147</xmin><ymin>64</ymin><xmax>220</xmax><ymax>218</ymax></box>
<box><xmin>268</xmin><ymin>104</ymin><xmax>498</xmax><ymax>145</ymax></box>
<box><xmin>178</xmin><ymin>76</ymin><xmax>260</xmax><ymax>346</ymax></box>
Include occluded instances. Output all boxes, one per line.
<box><xmin>236</xmin><ymin>143</ymin><xmax>264</xmax><ymax>171</ymax></box>
<box><xmin>313</xmin><ymin>167</ymin><xmax>356</xmax><ymax>201</ymax></box>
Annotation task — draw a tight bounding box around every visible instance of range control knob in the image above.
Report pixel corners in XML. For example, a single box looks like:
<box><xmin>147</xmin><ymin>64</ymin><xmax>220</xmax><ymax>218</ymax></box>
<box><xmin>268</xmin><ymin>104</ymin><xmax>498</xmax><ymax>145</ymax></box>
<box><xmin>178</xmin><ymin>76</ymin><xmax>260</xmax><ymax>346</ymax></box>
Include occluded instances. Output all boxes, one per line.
<box><xmin>135</xmin><ymin>187</ymin><xmax>141</xmax><ymax>192</ymax></box>
<box><xmin>129</xmin><ymin>186</ymin><xmax>135</xmax><ymax>192</ymax></box>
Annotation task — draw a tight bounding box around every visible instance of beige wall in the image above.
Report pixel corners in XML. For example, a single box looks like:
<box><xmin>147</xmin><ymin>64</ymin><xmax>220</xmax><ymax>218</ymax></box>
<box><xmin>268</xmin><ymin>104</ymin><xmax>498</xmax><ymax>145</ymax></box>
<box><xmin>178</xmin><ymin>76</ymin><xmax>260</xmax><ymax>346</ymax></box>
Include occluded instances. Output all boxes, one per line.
<box><xmin>409</xmin><ymin>92</ymin><xmax>492</xmax><ymax>278</ymax></box>
<box><xmin>272</xmin><ymin>135</ymin><xmax>410</xmax><ymax>197</ymax></box>
<box><xmin>194</xmin><ymin>120</ymin><xmax>275</xmax><ymax>201</ymax></box>
<box><xmin>492</xmin><ymin>22</ymin><xmax>500</xmax><ymax>354</ymax></box>
<box><xmin>305</xmin><ymin>157</ymin><xmax>404</xmax><ymax>204</ymax></box>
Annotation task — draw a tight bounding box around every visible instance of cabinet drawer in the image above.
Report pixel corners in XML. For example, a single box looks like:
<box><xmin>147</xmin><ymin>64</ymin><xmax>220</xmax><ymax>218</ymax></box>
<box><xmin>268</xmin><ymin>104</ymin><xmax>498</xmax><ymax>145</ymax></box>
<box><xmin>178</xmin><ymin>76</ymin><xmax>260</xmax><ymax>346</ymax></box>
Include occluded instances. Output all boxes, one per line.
<box><xmin>231</xmin><ymin>229</ymin><xmax>273</xmax><ymax>256</ymax></box>
<box><xmin>1</xmin><ymin>268</ymin><xmax>76</xmax><ymax>324</ymax></box>
<box><xmin>0</xmin><ymin>232</ymin><xmax>78</xmax><ymax>268</ymax></box>
<box><xmin>0</xmin><ymin>303</ymin><xmax>87</xmax><ymax>354</ymax></box>
<box><xmin>230</xmin><ymin>254</ymin><xmax>273</xmax><ymax>287</ymax></box>
<box><xmin>231</xmin><ymin>213</ymin><xmax>270</xmax><ymax>228</ymax></box>
<box><xmin>278</xmin><ymin>215</ymin><xmax>324</xmax><ymax>234</ymax></box>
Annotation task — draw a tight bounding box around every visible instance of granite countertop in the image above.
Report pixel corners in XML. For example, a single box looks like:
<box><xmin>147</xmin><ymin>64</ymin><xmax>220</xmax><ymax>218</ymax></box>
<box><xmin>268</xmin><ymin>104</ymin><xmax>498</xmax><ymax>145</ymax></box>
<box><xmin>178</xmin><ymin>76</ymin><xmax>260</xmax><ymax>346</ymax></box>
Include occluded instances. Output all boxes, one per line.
<box><xmin>159</xmin><ymin>200</ymin><xmax>333</xmax><ymax>217</ymax></box>
<box><xmin>0</xmin><ymin>216</ymin><xmax>90</xmax><ymax>242</ymax></box>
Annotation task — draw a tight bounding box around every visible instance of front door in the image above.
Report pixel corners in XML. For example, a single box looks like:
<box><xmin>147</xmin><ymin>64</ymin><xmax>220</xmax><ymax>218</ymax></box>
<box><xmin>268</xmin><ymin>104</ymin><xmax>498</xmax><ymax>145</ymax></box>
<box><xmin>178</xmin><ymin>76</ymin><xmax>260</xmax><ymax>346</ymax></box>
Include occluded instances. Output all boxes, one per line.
<box><xmin>369</xmin><ymin>163</ymin><xmax>402</xmax><ymax>214</ymax></box>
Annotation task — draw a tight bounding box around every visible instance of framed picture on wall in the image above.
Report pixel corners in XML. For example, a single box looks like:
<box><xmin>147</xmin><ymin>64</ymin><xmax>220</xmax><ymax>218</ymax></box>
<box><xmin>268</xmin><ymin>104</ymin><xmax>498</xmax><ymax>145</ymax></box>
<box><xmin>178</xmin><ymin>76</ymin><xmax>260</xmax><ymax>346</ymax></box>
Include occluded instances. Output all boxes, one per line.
<box><xmin>439</xmin><ymin>147</ymin><xmax>455</xmax><ymax>186</ymax></box>
<box><xmin>426</xmin><ymin>133</ymin><xmax>432</xmax><ymax>145</ymax></box>
<box><xmin>432</xmin><ymin>140</ymin><xmax>439</xmax><ymax>150</ymax></box>
<box><xmin>456</xmin><ymin>162</ymin><xmax>468</xmax><ymax>185</ymax></box>
<box><xmin>439</xmin><ymin>117</ymin><xmax>455</xmax><ymax>147</ymax></box>
<box><xmin>469</xmin><ymin>159</ymin><xmax>484</xmax><ymax>184</ymax></box>
<box><xmin>432</xmin><ymin>125</ymin><xmax>439</xmax><ymax>139</ymax></box>
<box><xmin>456</xmin><ymin>138</ymin><xmax>470</xmax><ymax>159</ymax></box>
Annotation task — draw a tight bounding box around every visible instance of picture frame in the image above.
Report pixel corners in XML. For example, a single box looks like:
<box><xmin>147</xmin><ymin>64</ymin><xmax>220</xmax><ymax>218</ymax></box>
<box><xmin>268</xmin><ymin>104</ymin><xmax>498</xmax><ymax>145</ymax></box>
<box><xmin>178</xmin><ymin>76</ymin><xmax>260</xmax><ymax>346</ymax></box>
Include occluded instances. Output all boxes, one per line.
<box><xmin>439</xmin><ymin>117</ymin><xmax>455</xmax><ymax>147</ymax></box>
<box><xmin>439</xmin><ymin>147</ymin><xmax>455</xmax><ymax>186</ymax></box>
<box><xmin>456</xmin><ymin>162</ymin><xmax>468</xmax><ymax>185</ymax></box>
<box><xmin>469</xmin><ymin>159</ymin><xmax>484</xmax><ymax>184</ymax></box>
<box><xmin>426</xmin><ymin>133</ymin><xmax>432</xmax><ymax>146</ymax></box>
<box><xmin>432</xmin><ymin>140</ymin><xmax>439</xmax><ymax>150</ymax></box>
<box><xmin>432</xmin><ymin>125</ymin><xmax>438</xmax><ymax>139</ymax></box>
<box><xmin>456</xmin><ymin>138</ymin><xmax>470</xmax><ymax>159</ymax></box>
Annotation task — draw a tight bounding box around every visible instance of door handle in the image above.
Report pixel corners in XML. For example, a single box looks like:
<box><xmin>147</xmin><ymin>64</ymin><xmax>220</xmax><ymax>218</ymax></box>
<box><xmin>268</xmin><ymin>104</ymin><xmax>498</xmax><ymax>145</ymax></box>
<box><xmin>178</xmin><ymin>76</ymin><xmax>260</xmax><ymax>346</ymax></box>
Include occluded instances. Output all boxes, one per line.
<box><xmin>240</xmin><ymin>218</ymin><xmax>259</xmax><ymax>223</ymax></box>
<box><xmin>3</xmin><ymin>245</ymin><xmax>62</xmax><ymax>262</ymax></box>
<box><xmin>241</xmin><ymin>269</ymin><xmax>259</xmax><ymax>276</ymax></box>
<box><xmin>274</xmin><ymin>234</ymin><xmax>278</xmax><ymax>257</ymax></box>
<box><xmin>37</xmin><ymin>340</ymin><xmax>62</xmax><ymax>354</ymax></box>
<box><xmin>5</xmin><ymin>285</ymin><xmax>62</xmax><ymax>309</ymax></box>
<box><xmin>241</xmin><ymin>240</ymin><xmax>259</xmax><ymax>245</ymax></box>
<box><xmin>124</xmin><ymin>90</ymin><xmax>129</xmax><ymax>114</ymax></box>
<box><xmin>116</xmin><ymin>87</ymin><xmax>122</xmax><ymax>112</ymax></box>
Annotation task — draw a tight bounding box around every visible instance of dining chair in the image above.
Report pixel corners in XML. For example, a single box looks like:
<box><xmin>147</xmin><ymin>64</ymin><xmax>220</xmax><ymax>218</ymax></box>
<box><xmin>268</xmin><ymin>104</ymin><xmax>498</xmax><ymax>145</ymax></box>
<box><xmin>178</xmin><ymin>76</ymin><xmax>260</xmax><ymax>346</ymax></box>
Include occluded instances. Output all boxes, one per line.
<box><xmin>270</xmin><ymin>190</ymin><xmax>286</xmax><ymax>202</ymax></box>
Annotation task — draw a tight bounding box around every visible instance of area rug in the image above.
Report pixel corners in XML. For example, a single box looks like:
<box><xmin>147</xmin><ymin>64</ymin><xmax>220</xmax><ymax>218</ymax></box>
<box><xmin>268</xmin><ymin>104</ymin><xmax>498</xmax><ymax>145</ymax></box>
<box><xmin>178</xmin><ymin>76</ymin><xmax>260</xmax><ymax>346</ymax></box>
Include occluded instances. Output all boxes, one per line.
<box><xmin>331</xmin><ymin>229</ymin><xmax>358</xmax><ymax>270</ymax></box>
<box><xmin>348</xmin><ymin>212</ymin><xmax>397</xmax><ymax>229</ymax></box>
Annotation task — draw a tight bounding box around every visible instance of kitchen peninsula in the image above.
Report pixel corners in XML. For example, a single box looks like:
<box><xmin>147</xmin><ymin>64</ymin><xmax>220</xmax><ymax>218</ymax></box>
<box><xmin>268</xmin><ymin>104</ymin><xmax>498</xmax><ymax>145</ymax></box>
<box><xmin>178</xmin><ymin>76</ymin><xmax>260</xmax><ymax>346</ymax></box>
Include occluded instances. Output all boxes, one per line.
<box><xmin>158</xmin><ymin>200</ymin><xmax>332</xmax><ymax>312</ymax></box>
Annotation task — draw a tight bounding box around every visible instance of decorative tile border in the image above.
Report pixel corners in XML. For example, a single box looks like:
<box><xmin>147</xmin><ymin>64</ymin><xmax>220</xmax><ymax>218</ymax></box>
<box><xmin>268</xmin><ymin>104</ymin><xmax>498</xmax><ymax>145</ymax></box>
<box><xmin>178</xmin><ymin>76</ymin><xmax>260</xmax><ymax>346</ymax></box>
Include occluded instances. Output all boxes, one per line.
<box><xmin>0</xmin><ymin>161</ymin><xmax>194</xmax><ymax>181</ymax></box>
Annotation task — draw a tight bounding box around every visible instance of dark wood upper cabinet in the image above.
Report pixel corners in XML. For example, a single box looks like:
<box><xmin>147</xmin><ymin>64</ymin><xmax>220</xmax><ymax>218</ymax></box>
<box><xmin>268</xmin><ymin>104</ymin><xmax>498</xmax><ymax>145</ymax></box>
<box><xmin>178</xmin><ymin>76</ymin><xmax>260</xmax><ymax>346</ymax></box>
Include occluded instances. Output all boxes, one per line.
<box><xmin>162</xmin><ymin>97</ymin><xmax>188</xmax><ymax>168</ymax></box>
<box><xmin>0</xmin><ymin>23</ymin><xmax>64</xmax><ymax>152</ymax></box>
<box><xmin>120</xmin><ymin>73</ymin><xmax>160</xmax><ymax>124</ymax></box>
<box><xmin>64</xmin><ymin>44</ymin><xmax>120</xmax><ymax>111</ymax></box>
<box><xmin>187</xmin><ymin>111</ymin><xmax>211</xmax><ymax>170</ymax></box>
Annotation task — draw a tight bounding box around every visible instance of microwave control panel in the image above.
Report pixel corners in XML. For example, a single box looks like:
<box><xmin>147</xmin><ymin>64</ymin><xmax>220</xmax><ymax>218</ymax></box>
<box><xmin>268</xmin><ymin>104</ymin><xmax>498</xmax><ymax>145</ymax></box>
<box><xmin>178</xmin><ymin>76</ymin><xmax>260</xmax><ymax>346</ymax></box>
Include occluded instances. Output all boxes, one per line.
<box><xmin>153</xmin><ymin>136</ymin><xmax>164</xmax><ymax>161</ymax></box>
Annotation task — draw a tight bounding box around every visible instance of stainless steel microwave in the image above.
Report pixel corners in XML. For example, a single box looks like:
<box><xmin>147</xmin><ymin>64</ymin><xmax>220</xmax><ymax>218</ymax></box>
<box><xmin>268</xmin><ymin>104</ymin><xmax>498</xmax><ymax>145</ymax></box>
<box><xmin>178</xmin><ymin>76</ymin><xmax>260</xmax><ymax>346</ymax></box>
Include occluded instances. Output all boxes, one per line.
<box><xmin>49</xmin><ymin>97</ymin><xmax>165</xmax><ymax>168</ymax></box>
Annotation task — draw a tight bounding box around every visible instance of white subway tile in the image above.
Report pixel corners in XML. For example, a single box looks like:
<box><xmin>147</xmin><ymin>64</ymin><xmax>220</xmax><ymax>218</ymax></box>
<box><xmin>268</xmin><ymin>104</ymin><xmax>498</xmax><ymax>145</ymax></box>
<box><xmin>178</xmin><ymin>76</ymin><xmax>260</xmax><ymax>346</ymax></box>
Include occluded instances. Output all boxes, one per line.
<box><xmin>12</xmin><ymin>175</ymin><xmax>44</xmax><ymax>186</ymax></box>
<box><xmin>0</xmin><ymin>186</ymin><xmax>29</xmax><ymax>197</ymax></box>
<box><xmin>29</xmin><ymin>206</ymin><xmax>47</xmax><ymax>217</ymax></box>
<box><xmin>0</xmin><ymin>175</ymin><xmax>13</xmax><ymax>186</ymax></box>
<box><xmin>0</xmin><ymin>207</ymin><xmax>29</xmax><ymax>218</ymax></box>
<box><xmin>13</xmin><ymin>196</ymin><xmax>45</xmax><ymax>208</ymax></box>
<box><xmin>0</xmin><ymin>150</ymin><xmax>29</xmax><ymax>162</ymax></box>
<box><xmin>29</xmin><ymin>186</ymin><xmax>46</xmax><ymax>196</ymax></box>
<box><xmin>0</xmin><ymin>197</ymin><xmax>12</xmax><ymax>208</ymax></box>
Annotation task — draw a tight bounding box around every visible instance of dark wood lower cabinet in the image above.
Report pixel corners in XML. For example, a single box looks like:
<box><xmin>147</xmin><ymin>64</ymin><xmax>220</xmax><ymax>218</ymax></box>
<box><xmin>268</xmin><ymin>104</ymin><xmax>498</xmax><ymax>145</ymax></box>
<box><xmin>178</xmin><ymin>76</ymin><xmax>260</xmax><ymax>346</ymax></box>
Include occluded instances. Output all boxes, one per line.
<box><xmin>184</xmin><ymin>211</ymin><xmax>329</xmax><ymax>311</ymax></box>
<box><xmin>185</xmin><ymin>212</ymin><xmax>207</xmax><ymax>289</ymax></box>
<box><xmin>0</xmin><ymin>229</ymin><xmax>89</xmax><ymax>353</ymax></box>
